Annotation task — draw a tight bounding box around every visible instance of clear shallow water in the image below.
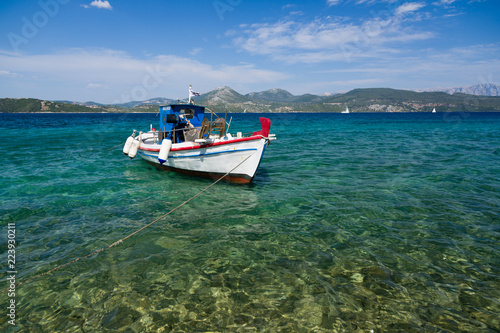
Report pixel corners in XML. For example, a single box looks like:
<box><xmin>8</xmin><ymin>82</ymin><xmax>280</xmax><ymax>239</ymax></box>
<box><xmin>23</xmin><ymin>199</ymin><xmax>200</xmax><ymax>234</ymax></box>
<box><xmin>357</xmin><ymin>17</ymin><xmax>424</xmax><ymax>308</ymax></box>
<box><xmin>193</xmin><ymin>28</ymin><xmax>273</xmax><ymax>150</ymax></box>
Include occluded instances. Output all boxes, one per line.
<box><xmin>1</xmin><ymin>112</ymin><xmax>499</xmax><ymax>332</ymax></box>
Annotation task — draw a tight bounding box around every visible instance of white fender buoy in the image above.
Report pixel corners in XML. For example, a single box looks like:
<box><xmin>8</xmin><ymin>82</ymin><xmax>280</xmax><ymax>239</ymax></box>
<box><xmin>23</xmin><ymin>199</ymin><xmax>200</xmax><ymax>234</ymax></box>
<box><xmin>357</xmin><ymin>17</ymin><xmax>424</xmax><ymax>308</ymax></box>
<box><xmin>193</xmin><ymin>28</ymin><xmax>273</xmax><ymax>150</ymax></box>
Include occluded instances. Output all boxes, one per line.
<box><xmin>128</xmin><ymin>132</ymin><xmax>142</xmax><ymax>159</ymax></box>
<box><xmin>158</xmin><ymin>138</ymin><xmax>172</xmax><ymax>165</ymax></box>
<box><xmin>123</xmin><ymin>130</ymin><xmax>136</xmax><ymax>155</ymax></box>
<box><xmin>123</xmin><ymin>136</ymin><xmax>134</xmax><ymax>155</ymax></box>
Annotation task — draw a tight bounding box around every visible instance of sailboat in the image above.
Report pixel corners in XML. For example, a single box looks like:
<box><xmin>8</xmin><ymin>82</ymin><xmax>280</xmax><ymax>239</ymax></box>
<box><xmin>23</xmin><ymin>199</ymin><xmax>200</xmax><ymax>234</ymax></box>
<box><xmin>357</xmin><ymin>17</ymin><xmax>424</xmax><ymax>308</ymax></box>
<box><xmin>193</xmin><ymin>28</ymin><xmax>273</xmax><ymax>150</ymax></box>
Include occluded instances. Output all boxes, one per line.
<box><xmin>342</xmin><ymin>105</ymin><xmax>350</xmax><ymax>113</ymax></box>
<box><xmin>432</xmin><ymin>107</ymin><xmax>436</xmax><ymax>113</ymax></box>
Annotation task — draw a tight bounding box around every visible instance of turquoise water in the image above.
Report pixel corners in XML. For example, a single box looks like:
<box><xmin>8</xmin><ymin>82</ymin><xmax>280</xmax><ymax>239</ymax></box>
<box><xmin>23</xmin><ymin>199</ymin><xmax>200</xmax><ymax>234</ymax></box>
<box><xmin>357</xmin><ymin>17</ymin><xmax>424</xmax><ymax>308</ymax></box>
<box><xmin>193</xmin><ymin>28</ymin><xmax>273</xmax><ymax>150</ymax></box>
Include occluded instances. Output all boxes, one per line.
<box><xmin>1</xmin><ymin>112</ymin><xmax>499</xmax><ymax>332</ymax></box>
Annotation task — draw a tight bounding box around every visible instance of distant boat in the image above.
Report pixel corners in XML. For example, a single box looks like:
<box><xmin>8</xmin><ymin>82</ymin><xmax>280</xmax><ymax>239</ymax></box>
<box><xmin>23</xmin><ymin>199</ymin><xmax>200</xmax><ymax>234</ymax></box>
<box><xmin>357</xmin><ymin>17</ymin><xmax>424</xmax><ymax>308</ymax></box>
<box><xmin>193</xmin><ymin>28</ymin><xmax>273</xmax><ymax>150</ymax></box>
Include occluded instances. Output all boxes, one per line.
<box><xmin>432</xmin><ymin>107</ymin><xmax>436</xmax><ymax>113</ymax></box>
<box><xmin>342</xmin><ymin>105</ymin><xmax>350</xmax><ymax>113</ymax></box>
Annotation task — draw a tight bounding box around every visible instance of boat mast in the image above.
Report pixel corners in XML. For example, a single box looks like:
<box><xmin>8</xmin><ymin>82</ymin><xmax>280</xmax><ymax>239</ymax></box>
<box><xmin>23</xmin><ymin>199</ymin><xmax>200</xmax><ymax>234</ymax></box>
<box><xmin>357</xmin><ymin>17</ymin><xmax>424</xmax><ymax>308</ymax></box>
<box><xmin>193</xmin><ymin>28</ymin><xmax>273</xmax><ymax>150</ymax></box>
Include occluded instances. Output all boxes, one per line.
<box><xmin>188</xmin><ymin>85</ymin><xmax>200</xmax><ymax>104</ymax></box>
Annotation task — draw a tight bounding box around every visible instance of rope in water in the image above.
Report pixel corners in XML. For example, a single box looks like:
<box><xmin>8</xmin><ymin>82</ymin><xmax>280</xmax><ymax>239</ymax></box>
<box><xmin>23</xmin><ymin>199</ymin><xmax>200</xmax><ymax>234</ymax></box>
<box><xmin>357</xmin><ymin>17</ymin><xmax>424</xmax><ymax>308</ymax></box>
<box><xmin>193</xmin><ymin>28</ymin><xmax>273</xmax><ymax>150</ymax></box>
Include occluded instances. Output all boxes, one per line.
<box><xmin>105</xmin><ymin>143</ymin><xmax>124</xmax><ymax>151</ymax></box>
<box><xmin>2</xmin><ymin>152</ymin><xmax>256</xmax><ymax>293</ymax></box>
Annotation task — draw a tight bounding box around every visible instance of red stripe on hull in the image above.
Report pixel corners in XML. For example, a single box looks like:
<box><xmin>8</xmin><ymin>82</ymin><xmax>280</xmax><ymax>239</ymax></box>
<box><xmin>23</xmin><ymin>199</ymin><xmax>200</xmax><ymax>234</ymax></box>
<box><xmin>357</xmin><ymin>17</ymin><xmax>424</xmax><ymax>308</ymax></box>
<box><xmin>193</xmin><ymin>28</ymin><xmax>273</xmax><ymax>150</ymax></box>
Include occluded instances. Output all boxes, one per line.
<box><xmin>144</xmin><ymin>161</ymin><xmax>253</xmax><ymax>184</ymax></box>
<box><xmin>139</xmin><ymin>135</ymin><xmax>263</xmax><ymax>153</ymax></box>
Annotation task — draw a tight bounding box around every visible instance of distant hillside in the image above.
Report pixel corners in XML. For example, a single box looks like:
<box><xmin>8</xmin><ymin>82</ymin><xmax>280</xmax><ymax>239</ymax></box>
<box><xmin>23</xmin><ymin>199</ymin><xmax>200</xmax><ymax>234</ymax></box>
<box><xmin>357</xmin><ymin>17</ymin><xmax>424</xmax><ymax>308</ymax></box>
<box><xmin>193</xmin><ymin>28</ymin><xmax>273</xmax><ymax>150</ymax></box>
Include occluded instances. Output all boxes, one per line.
<box><xmin>112</xmin><ymin>97</ymin><xmax>176</xmax><ymax>108</ymax></box>
<box><xmin>247</xmin><ymin>88</ymin><xmax>297</xmax><ymax>102</ymax></box>
<box><xmin>0</xmin><ymin>98</ymin><xmax>107</xmax><ymax>113</ymax></box>
<box><xmin>193</xmin><ymin>87</ymin><xmax>500</xmax><ymax>113</ymax></box>
<box><xmin>321</xmin><ymin>88</ymin><xmax>500</xmax><ymax>112</ymax></box>
<box><xmin>444</xmin><ymin>83</ymin><xmax>500</xmax><ymax>97</ymax></box>
<box><xmin>3</xmin><ymin>86</ymin><xmax>500</xmax><ymax>113</ymax></box>
<box><xmin>420</xmin><ymin>83</ymin><xmax>500</xmax><ymax>97</ymax></box>
<box><xmin>247</xmin><ymin>88</ymin><xmax>327</xmax><ymax>103</ymax></box>
<box><xmin>198</xmin><ymin>86</ymin><xmax>251</xmax><ymax>104</ymax></box>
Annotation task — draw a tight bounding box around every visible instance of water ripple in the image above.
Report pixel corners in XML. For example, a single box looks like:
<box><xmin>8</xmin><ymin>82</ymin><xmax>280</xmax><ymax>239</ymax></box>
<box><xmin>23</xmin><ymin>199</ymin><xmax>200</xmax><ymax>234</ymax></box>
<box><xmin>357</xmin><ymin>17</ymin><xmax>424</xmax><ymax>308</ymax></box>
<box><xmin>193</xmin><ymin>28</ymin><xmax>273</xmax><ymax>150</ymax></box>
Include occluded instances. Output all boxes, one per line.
<box><xmin>1</xmin><ymin>112</ymin><xmax>499</xmax><ymax>331</ymax></box>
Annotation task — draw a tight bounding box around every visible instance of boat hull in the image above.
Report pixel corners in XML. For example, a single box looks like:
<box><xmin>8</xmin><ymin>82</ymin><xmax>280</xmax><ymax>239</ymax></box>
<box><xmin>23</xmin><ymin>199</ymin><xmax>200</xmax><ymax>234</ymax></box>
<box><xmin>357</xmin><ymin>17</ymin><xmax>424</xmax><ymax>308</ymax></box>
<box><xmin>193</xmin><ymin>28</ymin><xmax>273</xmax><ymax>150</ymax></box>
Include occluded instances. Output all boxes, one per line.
<box><xmin>137</xmin><ymin>136</ymin><xmax>269</xmax><ymax>183</ymax></box>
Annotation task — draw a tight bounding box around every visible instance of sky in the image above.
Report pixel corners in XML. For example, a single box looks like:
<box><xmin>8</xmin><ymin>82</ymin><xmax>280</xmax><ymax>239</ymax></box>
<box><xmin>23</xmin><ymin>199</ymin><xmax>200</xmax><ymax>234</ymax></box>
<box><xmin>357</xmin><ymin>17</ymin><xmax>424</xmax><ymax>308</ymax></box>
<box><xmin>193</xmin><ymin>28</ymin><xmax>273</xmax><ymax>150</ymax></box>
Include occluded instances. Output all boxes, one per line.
<box><xmin>0</xmin><ymin>0</ymin><xmax>499</xmax><ymax>104</ymax></box>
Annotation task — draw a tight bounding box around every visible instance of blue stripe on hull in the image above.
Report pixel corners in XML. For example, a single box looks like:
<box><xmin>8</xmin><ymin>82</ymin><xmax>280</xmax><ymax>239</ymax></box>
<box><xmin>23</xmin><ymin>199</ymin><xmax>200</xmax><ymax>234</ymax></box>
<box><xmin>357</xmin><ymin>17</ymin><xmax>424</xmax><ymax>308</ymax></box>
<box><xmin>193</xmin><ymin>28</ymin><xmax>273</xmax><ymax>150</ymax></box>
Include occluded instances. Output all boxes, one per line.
<box><xmin>138</xmin><ymin>148</ymin><xmax>257</xmax><ymax>159</ymax></box>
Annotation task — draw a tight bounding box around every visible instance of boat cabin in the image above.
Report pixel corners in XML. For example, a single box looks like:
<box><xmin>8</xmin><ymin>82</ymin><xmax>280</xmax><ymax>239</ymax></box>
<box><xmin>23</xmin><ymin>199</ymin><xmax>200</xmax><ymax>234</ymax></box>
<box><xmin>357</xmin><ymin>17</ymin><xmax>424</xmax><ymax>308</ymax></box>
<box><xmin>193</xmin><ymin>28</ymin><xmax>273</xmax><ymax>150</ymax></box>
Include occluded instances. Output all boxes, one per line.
<box><xmin>158</xmin><ymin>104</ymin><xmax>226</xmax><ymax>144</ymax></box>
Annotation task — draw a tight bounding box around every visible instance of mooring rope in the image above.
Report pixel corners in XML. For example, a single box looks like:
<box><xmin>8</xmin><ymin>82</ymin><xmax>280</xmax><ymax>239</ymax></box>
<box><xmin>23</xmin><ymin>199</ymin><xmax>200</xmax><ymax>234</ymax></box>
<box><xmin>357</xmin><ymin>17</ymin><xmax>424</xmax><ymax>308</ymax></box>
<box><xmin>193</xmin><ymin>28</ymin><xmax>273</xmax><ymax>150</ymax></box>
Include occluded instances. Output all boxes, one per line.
<box><xmin>2</xmin><ymin>151</ymin><xmax>257</xmax><ymax>293</ymax></box>
<box><xmin>106</xmin><ymin>143</ymin><xmax>124</xmax><ymax>151</ymax></box>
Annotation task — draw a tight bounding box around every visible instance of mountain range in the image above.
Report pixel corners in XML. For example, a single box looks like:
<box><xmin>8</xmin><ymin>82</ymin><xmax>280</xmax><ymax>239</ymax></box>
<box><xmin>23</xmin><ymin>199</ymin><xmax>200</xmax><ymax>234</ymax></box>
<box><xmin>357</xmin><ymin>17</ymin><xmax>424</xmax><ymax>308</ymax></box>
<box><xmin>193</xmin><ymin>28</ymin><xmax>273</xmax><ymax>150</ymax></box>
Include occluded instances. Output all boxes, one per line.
<box><xmin>418</xmin><ymin>83</ymin><xmax>500</xmax><ymax>97</ymax></box>
<box><xmin>184</xmin><ymin>86</ymin><xmax>500</xmax><ymax>113</ymax></box>
<box><xmin>2</xmin><ymin>84</ymin><xmax>500</xmax><ymax>113</ymax></box>
<box><xmin>110</xmin><ymin>84</ymin><xmax>500</xmax><ymax>113</ymax></box>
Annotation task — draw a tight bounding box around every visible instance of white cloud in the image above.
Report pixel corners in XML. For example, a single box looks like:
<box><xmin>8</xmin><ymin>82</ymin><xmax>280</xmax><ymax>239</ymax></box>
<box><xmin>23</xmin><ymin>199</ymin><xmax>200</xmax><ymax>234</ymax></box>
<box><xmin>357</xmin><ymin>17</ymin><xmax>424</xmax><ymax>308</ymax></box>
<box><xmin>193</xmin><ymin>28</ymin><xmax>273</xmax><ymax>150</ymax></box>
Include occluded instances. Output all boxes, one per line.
<box><xmin>83</xmin><ymin>0</ymin><xmax>113</xmax><ymax>10</ymax></box>
<box><xmin>232</xmin><ymin>13</ymin><xmax>433</xmax><ymax>63</ymax></box>
<box><xmin>0</xmin><ymin>49</ymin><xmax>21</xmax><ymax>56</ymax></box>
<box><xmin>0</xmin><ymin>70</ymin><xmax>20</xmax><ymax>78</ymax></box>
<box><xmin>189</xmin><ymin>48</ymin><xmax>203</xmax><ymax>56</ymax></box>
<box><xmin>353</xmin><ymin>0</ymin><xmax>400</xmax><ymax>4</ymax></box>
<box><xmin>0</xmin><ymin>48</ymin><xmax>288</xmax><ymax>103</ymax></box>
<box><xmin>395</xmin><ymin>2</ymin><xmax>426</xmax><ymax>16</ymax></box>
<box><xmin>327</xmin><ymin>0</ymin><xmax>341</xmax><ymax>5</ymax></box>
<box><xmin>311</xmin><ymin>43</ymin><xmax>500</xmax><ymax>90</ymax></box>
<box><xmin>86</xmin><ymin>83</ymin><xmax>108</xmax><ymax>89</ymax></box>
<box><xmin>433</xmin><ymin>0</ymin><xmax>457</xmax><ymax>5</ymax></box>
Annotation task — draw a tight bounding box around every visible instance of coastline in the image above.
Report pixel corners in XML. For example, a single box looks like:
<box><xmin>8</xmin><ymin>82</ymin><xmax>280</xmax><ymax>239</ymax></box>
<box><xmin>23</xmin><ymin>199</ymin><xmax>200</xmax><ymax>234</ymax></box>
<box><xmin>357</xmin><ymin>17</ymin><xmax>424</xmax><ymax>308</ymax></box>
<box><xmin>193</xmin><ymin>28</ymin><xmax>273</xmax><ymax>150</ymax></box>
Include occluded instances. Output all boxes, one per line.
<box><xmin>2</xmin><ymin>110</ymin><xmax>500</xmax><ymax>114</ymax></box>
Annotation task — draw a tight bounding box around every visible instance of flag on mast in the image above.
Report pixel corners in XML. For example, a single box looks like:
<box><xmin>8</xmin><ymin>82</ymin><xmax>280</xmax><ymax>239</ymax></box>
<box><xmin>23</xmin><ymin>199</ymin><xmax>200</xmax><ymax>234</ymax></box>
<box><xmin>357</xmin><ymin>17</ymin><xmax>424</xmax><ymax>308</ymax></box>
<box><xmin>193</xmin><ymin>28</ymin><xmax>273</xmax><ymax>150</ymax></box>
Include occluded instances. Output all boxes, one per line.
<box><xmin>189</xmin><ymin>85</ymin><xmax>200</xmax><ymax>103</ymax></box>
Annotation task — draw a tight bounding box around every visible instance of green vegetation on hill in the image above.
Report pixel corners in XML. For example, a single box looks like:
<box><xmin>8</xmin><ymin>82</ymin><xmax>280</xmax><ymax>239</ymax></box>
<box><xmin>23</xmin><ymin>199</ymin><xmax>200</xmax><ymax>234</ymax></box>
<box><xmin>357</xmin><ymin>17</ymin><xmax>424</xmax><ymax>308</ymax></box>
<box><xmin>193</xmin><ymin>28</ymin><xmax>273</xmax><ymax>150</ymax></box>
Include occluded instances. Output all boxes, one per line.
<box><xmin>2</xmin><ymin>87</ymin><xmax>500</xmax><ymax>113</ymax></box>
<box><xmin>0</xmin><ymin>98</ymin><xmax>42</xmax><ymax>113</ymax></box>
<box><xmin>0</xmin><ymin>98</ymin><xmax>163</xmax><ymax>113</ymax></box>
<box><xmin>196</xmin><ymin>87</ymin><xmax>500</xmax><ymax>113</ymax></box>
<box><xmin>0</xmin><ymin>98</ymin><xmax>108</xmax><ymax>113</ymax></box>
<box><xmin>324</xmin><ymin>88</ymin><xmax>500</xmax><ymax>112</ymax></box>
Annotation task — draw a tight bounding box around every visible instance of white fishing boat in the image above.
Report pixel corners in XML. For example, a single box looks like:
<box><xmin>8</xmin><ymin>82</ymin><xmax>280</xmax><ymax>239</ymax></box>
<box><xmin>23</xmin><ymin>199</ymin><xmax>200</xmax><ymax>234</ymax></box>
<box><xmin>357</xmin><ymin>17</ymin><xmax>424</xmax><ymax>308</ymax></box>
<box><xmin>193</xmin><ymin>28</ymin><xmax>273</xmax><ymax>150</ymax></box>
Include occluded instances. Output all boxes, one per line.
<box><xmin>122</xmin><ymin>86</ymin><xmax>276</xmax><ymax>183</ymax></box>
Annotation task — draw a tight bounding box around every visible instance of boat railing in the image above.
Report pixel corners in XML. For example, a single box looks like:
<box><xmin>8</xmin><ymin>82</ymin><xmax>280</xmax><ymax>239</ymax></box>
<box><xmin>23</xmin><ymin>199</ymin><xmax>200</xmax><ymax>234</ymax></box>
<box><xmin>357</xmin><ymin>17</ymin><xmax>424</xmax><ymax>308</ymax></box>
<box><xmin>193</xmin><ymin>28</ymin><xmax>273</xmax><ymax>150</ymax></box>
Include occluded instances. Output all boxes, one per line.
<box><xmin>146</xmin><ymin>125</ymin><xmax>224</xmax><ymax>144</ymax></box>
<box><xmin>142</xmin><ymin>116</ymin><xmax>259</xmax><ymax>144</ymax></box>
<box><xmin>155</xmin><ymin>125</ymin><xmax>202</xmax><ymax>144</ymax></box>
